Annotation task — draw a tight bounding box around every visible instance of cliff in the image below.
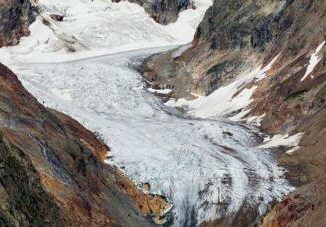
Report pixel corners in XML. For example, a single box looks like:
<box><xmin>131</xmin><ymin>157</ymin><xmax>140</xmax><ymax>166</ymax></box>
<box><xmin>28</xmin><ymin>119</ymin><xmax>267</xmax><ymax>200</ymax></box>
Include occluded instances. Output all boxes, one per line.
<box><xmin>0</xmin><ymin>0</ymin><xmax>36</xmax><ymax>47</ymax></box>
<box><xmin>0</xmin><ymin>63</ymin><xmax>171</xmax><ymax>226</ymax></box>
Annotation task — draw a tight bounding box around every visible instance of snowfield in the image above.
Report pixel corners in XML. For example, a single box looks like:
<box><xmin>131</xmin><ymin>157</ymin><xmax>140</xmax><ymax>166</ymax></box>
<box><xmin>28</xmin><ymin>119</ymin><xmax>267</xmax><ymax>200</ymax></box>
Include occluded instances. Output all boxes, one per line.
<box><xmin>0</xmin><ymin>0</ymin><xmax>211</xmax><ymax>63</ymax></box>
<box><xmin>0</xmin><ymin>0</ymin><xmax>298</xmax><ymax>226</ymax></box>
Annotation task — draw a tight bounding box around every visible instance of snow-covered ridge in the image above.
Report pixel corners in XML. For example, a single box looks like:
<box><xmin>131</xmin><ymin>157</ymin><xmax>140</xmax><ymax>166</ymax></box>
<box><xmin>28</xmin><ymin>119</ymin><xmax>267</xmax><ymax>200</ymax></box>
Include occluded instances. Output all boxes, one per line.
<box><xmin>0</xmin><ymin>0</ymin><xmax>212</xmax><ymax>64</ymax></box>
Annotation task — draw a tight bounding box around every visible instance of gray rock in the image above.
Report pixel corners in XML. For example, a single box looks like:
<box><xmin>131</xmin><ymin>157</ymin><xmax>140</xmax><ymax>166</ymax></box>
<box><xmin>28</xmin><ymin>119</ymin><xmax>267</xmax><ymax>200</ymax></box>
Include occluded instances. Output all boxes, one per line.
<box><xmin>112</xmin><ymin>0</ymin><xmax>194</xmax><ymax>24</ymax></box>
<box><xmin>0</xmin><ymin>0</ymin><xmax>36</xmax><ymax>47</ymax></box>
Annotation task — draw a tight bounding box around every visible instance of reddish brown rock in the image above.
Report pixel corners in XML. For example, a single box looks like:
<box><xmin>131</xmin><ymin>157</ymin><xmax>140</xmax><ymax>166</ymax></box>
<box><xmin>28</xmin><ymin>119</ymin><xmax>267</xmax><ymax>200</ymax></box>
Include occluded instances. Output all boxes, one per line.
<box><xmin>0</xmin><ymin>63</ymin><xmax>170</xmax><ymax>226</ymax></box>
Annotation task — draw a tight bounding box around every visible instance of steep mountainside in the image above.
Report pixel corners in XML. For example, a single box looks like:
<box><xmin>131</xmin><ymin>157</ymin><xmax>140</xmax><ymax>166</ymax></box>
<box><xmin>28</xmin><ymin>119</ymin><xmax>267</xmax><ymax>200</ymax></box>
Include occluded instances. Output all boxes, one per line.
<box><xmin>141</xmin><ymin>0</ymin><xmax>326</xmax><ymax>226</ymax></box>
<box><xmin>112</xmin><ymin>0</ymin><xmax>194</xmax><ymax>24</ymax></box>
<box><xmin>0</xmin><ymin>0</ymin><xmax>36</xmax><ymax>47</ymax></box>
<box><xmin>0</xmin><ymin>1</ymin><xmax>178</xmax><ymax>226</ymax></box>
<box><xmin>0</xmin><ymin>63</ymin><xmax>171</xmax><ymax>226</ymax></box>
<box><xmin>142</xmin><ymin>0</ymin><xmax>325</xmax><ymax>133</ymax></box>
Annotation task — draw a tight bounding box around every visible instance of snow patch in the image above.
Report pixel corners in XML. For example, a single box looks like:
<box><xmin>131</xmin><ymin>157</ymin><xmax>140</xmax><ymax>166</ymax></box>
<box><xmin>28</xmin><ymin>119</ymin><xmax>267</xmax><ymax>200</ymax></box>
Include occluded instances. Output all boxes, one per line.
<box><xmin>166</xmin><ymin>53</ymin><xmax>280</xmax><ymax>119</ymax></box>
<box><xmin>147</xmin><ymin>88</ymin><xmax>172</xmax><ymax>94</ymax></box>
<box><xmin>255</xmin><ymin>53</ymin><xmax>280</xmax><ymax>82</ymax></box>
<box><xmin>229</xmin><ymin>111</ymin><xmax>266</xmax><ymax>126</ymax></box>
<box><xmin>162</xmin><ymin>0</ymin><xmax>213</xmax><ymax>43</ymax></box>
<box><xmin>301</xmin><ymin>41</ymin><xmax>325</xmax><ymax>81</ymax></box>
<box><xmin>167</xmin><ymin>85</ymin><xmax>257</xmax><ymax>118</ymax></box>
<box><xmin>258</xmin><ymin>133</ymin><xmax>304</xmax><ymax>153</ymax></box>
<box><xmin>246</xmin><ymin>113</ymin><xmax>266</xmax><ymax>126</ymax></box>
<box><xmin>228</xmin><ymin>109</ymin><xmax>252</xmax><ymax>122</ymax></box>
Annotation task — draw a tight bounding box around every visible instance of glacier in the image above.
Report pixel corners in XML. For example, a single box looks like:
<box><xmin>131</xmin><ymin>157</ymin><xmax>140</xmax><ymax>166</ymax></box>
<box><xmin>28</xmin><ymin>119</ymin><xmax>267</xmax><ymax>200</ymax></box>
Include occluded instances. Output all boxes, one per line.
<box><xmin>0</xmin><ymin>0</ymin><xmax>295</xmax><ymax>226</ymax></box>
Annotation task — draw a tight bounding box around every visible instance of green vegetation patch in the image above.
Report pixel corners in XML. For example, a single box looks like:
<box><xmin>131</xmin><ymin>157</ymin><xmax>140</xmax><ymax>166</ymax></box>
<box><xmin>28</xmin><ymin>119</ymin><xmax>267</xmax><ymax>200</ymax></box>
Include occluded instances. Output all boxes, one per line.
<box><xmin>285</xmin><ymin>89</ymin><xmax>308</xmax><ymax>101</ymax></box>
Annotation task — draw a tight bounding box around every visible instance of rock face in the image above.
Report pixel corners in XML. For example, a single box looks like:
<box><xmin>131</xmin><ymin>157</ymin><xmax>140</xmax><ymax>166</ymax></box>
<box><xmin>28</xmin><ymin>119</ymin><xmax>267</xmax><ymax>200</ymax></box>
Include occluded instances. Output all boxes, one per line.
<box><xmin>0</xmin><ymin>0</ymin><xmax>36</xmax><ymax>47</ymax></box>
<box><xmin>112</xmin><ymin>0</ymin><xmax>194</xmax><ymax>24</ymax></box>
<box><xmin>261</xmin><ymin>109</ymin><xmax>326</xmax><ymax>227</ymax></box>
<box><xmin>142</xmin><ymin>0</ymin><xmax>326</xmax><ymax>133</ymax></box>
<box><xmin>0</xmin><ymin>63</ymin><xmax>171</xmax><ymax>226</ymax></box>
<box><xmin>141</xmin><ymin>0</ymin><xmax>326</xmax><ymax>225</ymax></box>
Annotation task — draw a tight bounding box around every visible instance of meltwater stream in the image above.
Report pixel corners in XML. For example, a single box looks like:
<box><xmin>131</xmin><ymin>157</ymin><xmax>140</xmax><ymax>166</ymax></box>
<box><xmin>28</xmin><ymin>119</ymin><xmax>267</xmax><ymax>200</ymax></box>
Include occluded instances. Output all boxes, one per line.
<box><xmin>10</xmin><ymin>48</ymin><xmax>293</xmax><ymax>226</ymax></box>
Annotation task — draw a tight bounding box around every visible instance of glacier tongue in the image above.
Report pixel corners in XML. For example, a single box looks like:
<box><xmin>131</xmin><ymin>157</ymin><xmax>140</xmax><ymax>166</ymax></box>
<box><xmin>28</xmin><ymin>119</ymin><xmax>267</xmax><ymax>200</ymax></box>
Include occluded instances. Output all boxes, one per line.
<box><xmin>9</xmin><ymin>50</ymin><xmax>293</xmax><ymax>225</ymax></box>
<box><xmin>0</xmin><ymin>0</ymin><xmax>293</xmax><ymax>226</ymax></box>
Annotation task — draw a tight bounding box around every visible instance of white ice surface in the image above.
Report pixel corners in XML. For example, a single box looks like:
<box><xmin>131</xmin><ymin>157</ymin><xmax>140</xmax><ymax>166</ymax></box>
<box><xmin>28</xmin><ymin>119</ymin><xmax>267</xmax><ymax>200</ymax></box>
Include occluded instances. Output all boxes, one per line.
<box><xmin>0</xmin><ymin>0</ymin><xmax>296</xmax><ymax>226</ymax></box>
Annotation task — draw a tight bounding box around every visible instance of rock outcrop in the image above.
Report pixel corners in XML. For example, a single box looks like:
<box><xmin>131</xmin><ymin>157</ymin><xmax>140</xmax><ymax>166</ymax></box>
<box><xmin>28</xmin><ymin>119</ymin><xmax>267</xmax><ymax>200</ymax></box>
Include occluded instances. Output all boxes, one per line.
<box><xmin>0</xmin><ymin>0</ymin><xmax>36</xmax><ymax>47</ymax></box>
<box><xmin>141</xmin><ymin>0</ymin><xmax>326</xmax><ymax>225</ymax></box>
<box><xmin>142</xmin><ymin>0</ymin><xmax>325</xmax><ymax>133</ymax></box>
<box><xmin>112</xmin><ymin>0</ymin><xmax>194</xmax><ymax>24</ymax></box>
<box><xmin>261</xmin><ymin>108</ymin><xmax>326</xmax><ymax>227</ymax></box>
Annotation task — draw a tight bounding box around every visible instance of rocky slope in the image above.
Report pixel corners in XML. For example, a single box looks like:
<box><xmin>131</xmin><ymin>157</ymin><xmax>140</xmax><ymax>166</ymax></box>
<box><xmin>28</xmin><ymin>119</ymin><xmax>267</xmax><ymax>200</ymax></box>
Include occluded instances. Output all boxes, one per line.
<box><xmin>0</xmin><ymin>0</ymin><xmax>213</xmax><ymax>226</ymax></box>
<box><xmin>141</xmin><ymin>0</ymin><xmax>326</xmax><ymax>226</ymax></box>
<box><xmin>112</xmin><ymin>0</ymin><xmax>194</xmax><ymax>24</ymax></box>
<box><xmin>0</xmin><ymin>63</ymin><xmax>172</xmax><ymax>226</ymax></box>
<box><xmin>0</xmin><ymin>1</ymin><xmax>176</xmax><ymax>225</ymax></box>
<box><xmin>0</xmin><ymin>0</ymin><xmax>36</xmax><ymax>47</ymax></box>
